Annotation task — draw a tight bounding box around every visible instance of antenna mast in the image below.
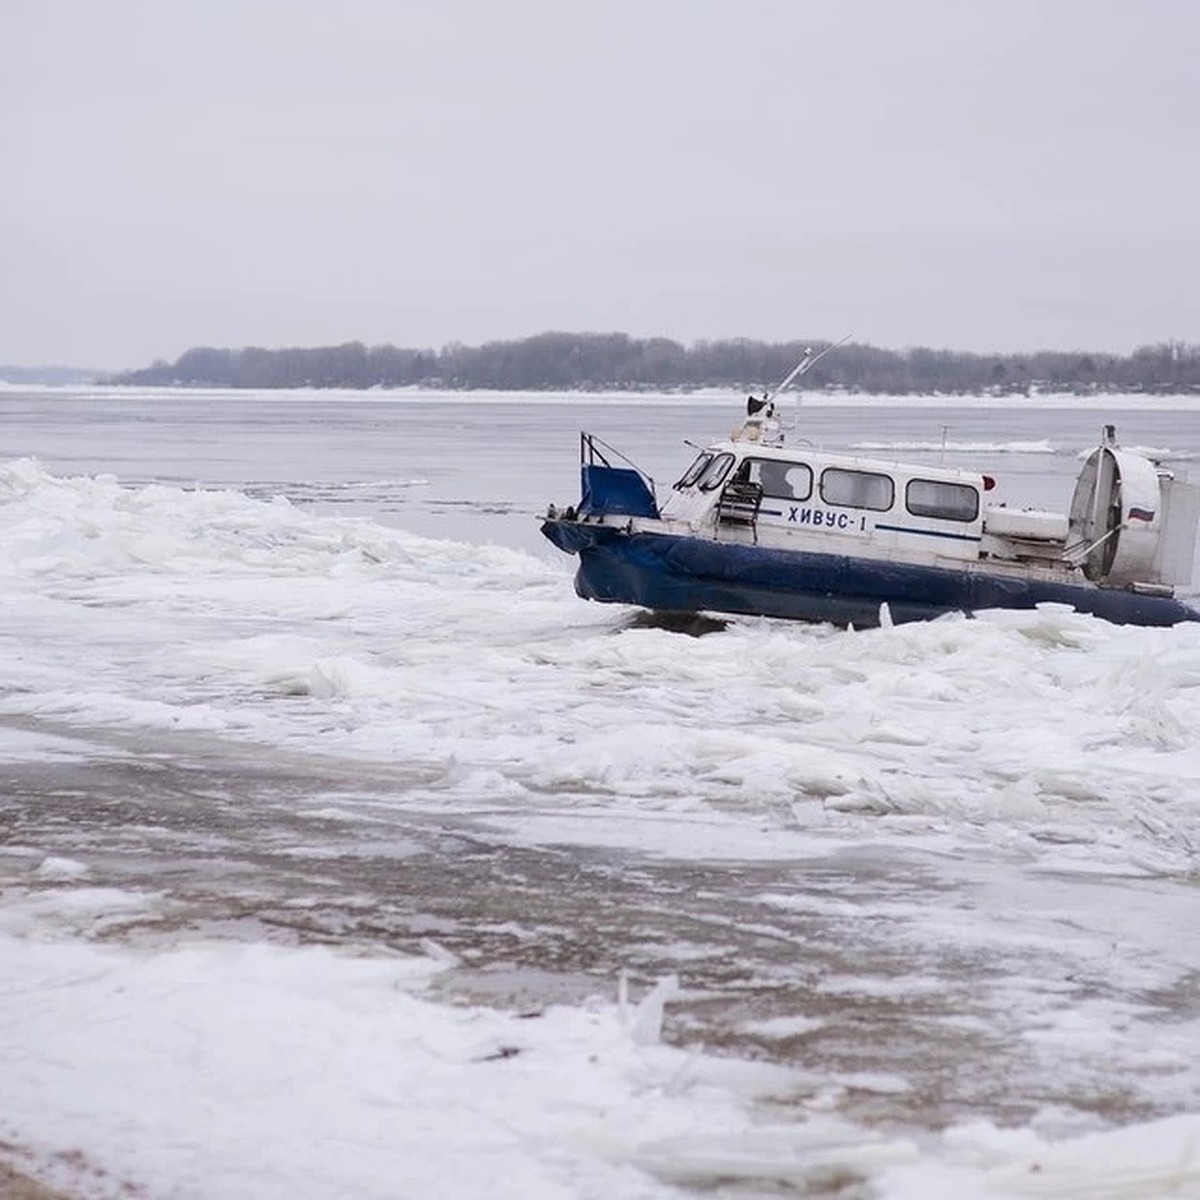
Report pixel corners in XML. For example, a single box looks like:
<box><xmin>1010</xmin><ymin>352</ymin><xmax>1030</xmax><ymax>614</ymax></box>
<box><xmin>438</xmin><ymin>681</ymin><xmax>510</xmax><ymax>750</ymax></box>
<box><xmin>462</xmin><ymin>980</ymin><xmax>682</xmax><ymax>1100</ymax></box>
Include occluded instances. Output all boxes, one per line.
<box><xmin>764</xmin><ymin>334</ymin><xmax>852</xmax><ymax>442</ymax></box>
<box><xmin>765</xmin><ymin>333</ymin><xmax>852</xmax><ymax>404</ymax></box>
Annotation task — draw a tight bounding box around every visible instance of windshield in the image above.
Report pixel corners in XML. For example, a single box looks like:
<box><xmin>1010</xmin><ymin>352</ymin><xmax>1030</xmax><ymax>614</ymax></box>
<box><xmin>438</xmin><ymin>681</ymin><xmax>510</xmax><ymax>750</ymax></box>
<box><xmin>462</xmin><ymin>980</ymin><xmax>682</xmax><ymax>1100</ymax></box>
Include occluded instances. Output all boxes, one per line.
<box><xmin>674</xmin><ymin>451</ymin><xmax>713</xmax><ymax>489</ymax></box>
<box><xmin>696</xmin><ymin>453</ymin><xmax>735</xmax><ymax>492</ymax></box>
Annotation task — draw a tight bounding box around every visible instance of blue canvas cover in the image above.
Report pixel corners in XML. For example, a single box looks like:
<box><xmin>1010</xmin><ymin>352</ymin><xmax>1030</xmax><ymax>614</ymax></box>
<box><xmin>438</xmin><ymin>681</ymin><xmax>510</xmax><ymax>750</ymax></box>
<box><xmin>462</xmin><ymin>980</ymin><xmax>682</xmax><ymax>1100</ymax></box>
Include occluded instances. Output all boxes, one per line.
<box><xmin>578</xmin><ymin>464</ymin><xmax>659</xmax><ymax>519</ymax></box>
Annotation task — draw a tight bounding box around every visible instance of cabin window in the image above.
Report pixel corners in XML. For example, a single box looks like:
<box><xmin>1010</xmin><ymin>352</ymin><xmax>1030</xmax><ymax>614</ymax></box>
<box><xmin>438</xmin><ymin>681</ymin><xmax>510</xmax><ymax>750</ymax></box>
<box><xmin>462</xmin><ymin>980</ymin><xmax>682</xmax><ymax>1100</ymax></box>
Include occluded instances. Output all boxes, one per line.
<box><xmin>906</xmin><ymin>479</ymin><xmax>980</xmax><ymax>523</ymax></box>
<box><xmin>674</xmin><ymin>452</ymin><xmax>713</xmax><ymax>489</ymax></box>
<box><xmin>742</xmin><ymin>458</ymin><xmax>812</xmax><ymax>501</ymax></box>
<box><xmin>697</xmin><ymin>452</ymin><xmax>735</xmax><ymax>492</ymax></box>
<box><xmin>820</xmin><ymin>468</ymin><xmax>894</xmax><ymax>511</ymax></box>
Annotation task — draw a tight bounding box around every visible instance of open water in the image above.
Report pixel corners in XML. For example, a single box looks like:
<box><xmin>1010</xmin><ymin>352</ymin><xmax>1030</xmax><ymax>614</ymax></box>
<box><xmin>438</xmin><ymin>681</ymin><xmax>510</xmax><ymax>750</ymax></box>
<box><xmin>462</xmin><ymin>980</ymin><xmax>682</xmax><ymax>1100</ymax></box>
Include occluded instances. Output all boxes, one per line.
<box><xmin>2</xmin><ymin>385</ymin><xmax>1200</xmax><ymax>1196</ymax></box>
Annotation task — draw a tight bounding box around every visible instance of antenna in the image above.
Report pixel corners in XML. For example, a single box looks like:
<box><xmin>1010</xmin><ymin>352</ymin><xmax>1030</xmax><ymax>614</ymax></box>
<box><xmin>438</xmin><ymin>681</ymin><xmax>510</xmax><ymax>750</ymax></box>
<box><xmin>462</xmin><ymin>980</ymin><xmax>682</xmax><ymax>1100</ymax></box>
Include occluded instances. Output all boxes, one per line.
<box><xmin>765</xmin><ymin>333</ymin><xmax>852</xmax><ymax>404</ymax></box>
<box><xmin>766</xmin><ymin>334</ymin><xmax>852</xmax><ymax>441</ymax></box>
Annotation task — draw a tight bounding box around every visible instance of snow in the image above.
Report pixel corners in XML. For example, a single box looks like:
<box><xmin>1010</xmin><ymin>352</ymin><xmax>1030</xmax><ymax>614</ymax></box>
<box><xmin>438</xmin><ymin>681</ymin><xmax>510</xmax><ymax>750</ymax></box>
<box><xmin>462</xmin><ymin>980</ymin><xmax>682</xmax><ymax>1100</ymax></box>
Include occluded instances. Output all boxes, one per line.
<box><xmin>1</xmin><ymin>393</ymin><xmax>1199</xmax><ymax>1198</ymax></box>
<box><xmin>3</xmin><ymin>899</ymin><xmax>1198</xmax><ymax>1199</ymax></box>
<box><xmin>2</xmin><ymin>907</ymin><xmax>760</xmax><ymax>1199</ymax></box>
<box><xmin>6</xmin><ymin>379</ymin><xmax>1200</xmax><ymax>413</ymax></box>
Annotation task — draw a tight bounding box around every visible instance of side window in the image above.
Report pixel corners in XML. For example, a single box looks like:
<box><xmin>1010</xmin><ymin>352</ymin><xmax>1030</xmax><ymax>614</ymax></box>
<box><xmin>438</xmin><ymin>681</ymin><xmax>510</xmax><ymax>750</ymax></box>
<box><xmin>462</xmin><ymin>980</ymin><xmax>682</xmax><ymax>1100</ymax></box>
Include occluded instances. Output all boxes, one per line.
<box><xmin>674</xmin><ymin>452</ymin><xmax>712</xmax><ymax>489</ymax></box>
<box><xmin>697</xmin><ymin>452</ymin><xmax>735</xmax><ymax>492</ymax></box>
<box><xmin>906</xmin><ymin>479</ymin><xmax>980</xmax><ymax>522</ymax></box>
<box><xmin>820</xmin><ymin>468</ymin><xmax>894</xmax><ymax>512</ymax></box>
<box><xmin>746</xmin><ymin>458</ymin><xmax>812</xmax><ymax>501</ymax></box>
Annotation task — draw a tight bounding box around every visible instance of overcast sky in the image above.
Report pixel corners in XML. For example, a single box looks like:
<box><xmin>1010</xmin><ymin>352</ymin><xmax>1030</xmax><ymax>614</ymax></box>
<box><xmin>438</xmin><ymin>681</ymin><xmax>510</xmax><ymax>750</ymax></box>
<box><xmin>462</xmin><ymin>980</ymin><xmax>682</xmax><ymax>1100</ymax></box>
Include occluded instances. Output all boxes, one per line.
<box><xmin>3</xmin><ymin>0</ymin><xmax>1198</xmax><ymax>369</ymax></box>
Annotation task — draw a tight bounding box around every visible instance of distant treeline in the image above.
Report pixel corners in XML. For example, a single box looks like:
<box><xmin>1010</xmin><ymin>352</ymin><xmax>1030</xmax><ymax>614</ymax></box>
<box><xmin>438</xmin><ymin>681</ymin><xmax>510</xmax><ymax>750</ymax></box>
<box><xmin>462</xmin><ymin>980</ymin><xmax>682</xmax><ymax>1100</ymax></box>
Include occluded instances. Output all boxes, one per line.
<box><xmin>108</xmin><ymin>333</ymin><xmax>1200</xmax><ymax>395</ymax></box>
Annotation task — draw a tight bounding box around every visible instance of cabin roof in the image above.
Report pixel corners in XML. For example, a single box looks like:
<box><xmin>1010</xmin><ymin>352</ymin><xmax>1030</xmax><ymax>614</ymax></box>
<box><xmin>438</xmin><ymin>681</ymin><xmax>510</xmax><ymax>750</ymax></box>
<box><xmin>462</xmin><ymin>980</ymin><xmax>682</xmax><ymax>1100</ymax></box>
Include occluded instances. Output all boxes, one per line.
<box><xmin>707</xmin><ymin>439</ymin><xmax>988</xmax><ymax>488</ymax></box>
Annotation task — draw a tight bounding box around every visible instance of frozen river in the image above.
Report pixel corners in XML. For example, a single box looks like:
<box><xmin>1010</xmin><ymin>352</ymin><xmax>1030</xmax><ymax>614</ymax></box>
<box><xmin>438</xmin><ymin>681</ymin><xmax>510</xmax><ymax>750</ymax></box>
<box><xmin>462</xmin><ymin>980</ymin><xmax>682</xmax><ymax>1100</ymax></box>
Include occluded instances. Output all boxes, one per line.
<box><xmin>2</xmin><ymin>385</ymin><xmax>1200</xmax><ymax>1198</ymax></box>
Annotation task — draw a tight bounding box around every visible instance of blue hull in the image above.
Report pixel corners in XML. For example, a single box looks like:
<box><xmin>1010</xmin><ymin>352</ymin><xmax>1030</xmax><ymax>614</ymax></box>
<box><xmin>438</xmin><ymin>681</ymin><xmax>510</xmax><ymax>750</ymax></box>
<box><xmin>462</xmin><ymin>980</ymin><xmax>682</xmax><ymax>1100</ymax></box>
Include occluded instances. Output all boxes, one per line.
<box><xmin>541</xmin><ymin>519</ymin><xmax>1200</xmax><ymax>629</ymax></box>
